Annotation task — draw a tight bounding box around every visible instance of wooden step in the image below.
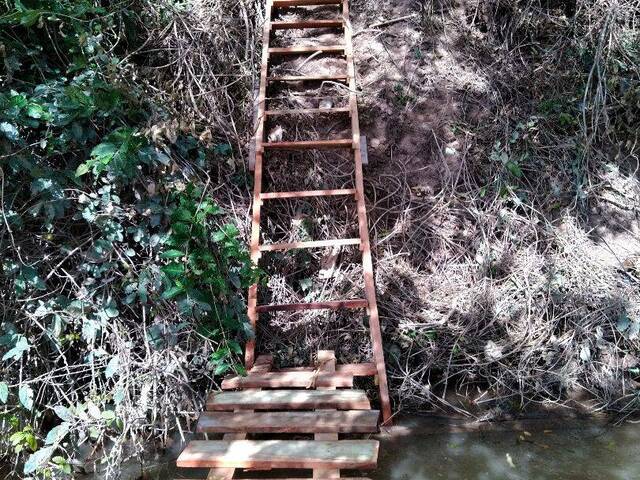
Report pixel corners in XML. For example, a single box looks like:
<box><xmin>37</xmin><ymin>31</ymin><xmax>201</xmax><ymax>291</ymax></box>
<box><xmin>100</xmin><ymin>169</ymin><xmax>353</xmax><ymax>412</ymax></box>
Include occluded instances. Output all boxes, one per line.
<box><xmin>271</xmin><ymin>19</ymin><xmax>343</xmax><ymax>29</ymax></box>
<box><xmin>197</xmin><ymin>410</ymin><xmax>380</xmax><ymax>433</ymax></box>
<box><xmin>273</xmin><ymin>0</ymin><xmax>342</xmax><ymax>6</ymax></box>
<box><xmin>260</xmin><ymin>188</ymin><xmax>356</xmax><ymax>200</ymax></box>
<box><xmin>265</xmin><ymin>106</ymin><xmax>351</xmax><ymax>116</ymax></box>
<box><xmin>176</xmin><ymin>440</ymin><xmax>379</xmax><ymax>469</ymax></box>
<box><xmin>279</xmin><ymin>362</ymin><xmax>377</xmax><ymax>377</ymax></box>
<box><xmin>206</xmin><ymin>389</ymin><xmax>371</xmax><ymax>411</ymax></box>
<box><xmin>256</xmin><ymin>299</ymin><xmax>367</xmax><ymax>313</ymax></box>
<box><xmin>263</xmin><ymin>139</ymin><xmax>352</xmax><ymax>150</ymax></box>
<box><xmin>239</xmin><ymin>478</ymin><xmax>371</xmax><ymax>480</ymax></box>
<box><xmin>259</xmin><ymin>238</ymin><xmax>360</xmax><ymax>252</ymax></box>
<box><xmin>267</xmin><ymin>74</ymin><xmax>349</xmax><ymax>82</ymax></box>
<box><xmin>221</xmin><ymin>370</ymin><xmax>354</xmax><ymax>389</ymax></box>
<box><xmin>268</xmin><ymin>45</ymin><xmax>345</xmax><ymax>55</ymax></box>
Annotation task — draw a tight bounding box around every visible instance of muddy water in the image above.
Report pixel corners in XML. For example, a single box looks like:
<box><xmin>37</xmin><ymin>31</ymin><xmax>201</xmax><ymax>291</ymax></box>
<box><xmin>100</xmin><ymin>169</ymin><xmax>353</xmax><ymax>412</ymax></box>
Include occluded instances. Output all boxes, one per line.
<box><xmin>115</xmin><ymin>417</ymin><xmax>640</xmax><ymax>479</ymax></box>
<box><xmin>372</xmin><ymin>418</ymin><xmax>640</xmax><ymax>480</ymax></box>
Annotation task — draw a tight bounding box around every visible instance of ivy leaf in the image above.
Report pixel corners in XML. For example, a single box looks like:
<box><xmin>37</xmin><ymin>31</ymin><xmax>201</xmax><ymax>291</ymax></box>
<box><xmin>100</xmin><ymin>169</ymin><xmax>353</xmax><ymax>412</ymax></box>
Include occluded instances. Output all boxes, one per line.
<box><xmin>0</xmin><ymin>382</ymin><xmax>8</xmax><ymax>403</ymax></box>
<box><xmin>161</xmin><ymin>285</ymin><xmax>185</xmax><ymax>300</ymax></box>
<box><xmin>45</xmin><ymin>422</ymin><xmax>69</xmax><ymax>445</ymax></box>
<box><xmin>18</xmin><ymin>385</ymin><xmax>34</xmax><ymax>410</ymax></box>
<box><xmin>160</xmin><ymin>249</ymin><xmax>185</xmax><ymax>259</ymax></box>
<box><xmin>75</xmin><ymin>162</ymin><xmax>90</xmax><ymax>177</ymax></box>
<box><xmin>53</xmin><ymin>405</ymin><xmax>73</xmax><ymax>422</ymax></box>
<box><xmin>0</xmin><ymin>122</ymin><xmax>19</xmax><ymax>141</ymax></box>
<box><xmin>214</xmin><ymin>143</ymin><xmax>232</xmax><ymax>156</ymax></box>
<box><xmin>505</xmin><ymin>160</ymin><xmax>523</xmax><ymax>178</ymax></box>
<box><xmin>105</xmin><ymin>356</ymin><xmax>119</xmax><ymax>379</ymax></box>
<box><xmin>26</xmin><ymin>103</ymin><xmax>45</xmax><ymax>119</ymax></box>
<box><xmin>24</xmin><ymin>446</ymin><xmax>55</xmax><ymax>475</ymax></box>
<box><xmin>2</xmin><ymin>336</ymin><xmax>30</xmax><ymax>361</ymax></box>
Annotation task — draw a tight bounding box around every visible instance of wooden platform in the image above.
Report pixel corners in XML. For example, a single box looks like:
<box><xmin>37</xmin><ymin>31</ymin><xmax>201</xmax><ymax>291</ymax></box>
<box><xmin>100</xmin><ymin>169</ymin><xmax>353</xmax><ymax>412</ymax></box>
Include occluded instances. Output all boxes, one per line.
<box><xmin>176</xmin><ymin>353</ymin><xmax>382</xmax><ymax>479</ymax></box>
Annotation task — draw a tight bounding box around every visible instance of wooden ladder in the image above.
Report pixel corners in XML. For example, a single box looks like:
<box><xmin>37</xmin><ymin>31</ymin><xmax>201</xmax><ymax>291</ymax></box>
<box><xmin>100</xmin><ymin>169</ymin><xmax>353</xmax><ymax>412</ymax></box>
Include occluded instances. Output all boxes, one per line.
<box><xmin>247</xmin><ymin>0</ymin><xmax>392</xmax><ymax>425</ymax></box>
<box><xmin>176</xmin><ymin>1</ymin><xmax>391</xmax><ymax>478</ymax></box>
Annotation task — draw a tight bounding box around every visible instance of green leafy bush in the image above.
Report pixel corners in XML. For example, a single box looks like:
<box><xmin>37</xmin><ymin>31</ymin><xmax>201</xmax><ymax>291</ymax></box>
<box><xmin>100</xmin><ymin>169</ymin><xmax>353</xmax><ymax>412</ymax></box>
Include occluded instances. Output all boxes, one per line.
<box><xmin>0</xmin><ymin>0</ymin><xmax>258</xmax><ymax>476</ymax></box>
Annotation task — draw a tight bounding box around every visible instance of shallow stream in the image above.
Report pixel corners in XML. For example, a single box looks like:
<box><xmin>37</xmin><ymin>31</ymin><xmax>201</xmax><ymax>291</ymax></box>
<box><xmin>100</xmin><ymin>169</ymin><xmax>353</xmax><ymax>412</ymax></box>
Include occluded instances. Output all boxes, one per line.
<box><xmin>100</xmin><ymin>417</ymin><xmax>640</xmax><ymax>479</ymax></box>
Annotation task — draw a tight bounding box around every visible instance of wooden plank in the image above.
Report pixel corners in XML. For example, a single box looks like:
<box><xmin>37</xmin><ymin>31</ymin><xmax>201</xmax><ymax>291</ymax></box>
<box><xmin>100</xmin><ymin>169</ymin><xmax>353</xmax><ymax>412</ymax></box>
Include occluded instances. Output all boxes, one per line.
<box><xmin>206</xmin><ymin>389</ymin><xmax>371</xmax><ymax>411</ymax></box>
<box><xmin>342</xmin><ymin>0</ymin><xmax>393</xmax><ymax>426</ymax></box>
<box><xmin>260</xmin><ymin>188</ymin><xmax>356</xmax><ymax>200</ymax></box>
<box><xmin>278</xmin><ymin>362</ymin><xmax>377</xmax><ymax>377</ymax></box>
<box><xmin>221</xmin><ymin>370</ymin><xmax>354</xmax><ymax>389</ymax></box>
<box><xmin>265</xmin><ymin>107</ymin><xmax>351</xmax><ymax>115</ymax></box>
<box><xmin>239</xmin><ymin>478</ymin><xmax>371</xmax><ymax>480</ymax></box>
<box><xmin>263</xmin><ymin>138</ymin><xmax>352</xmax><ymax>150</ymax></box>
<box><xmin>267</xmin><ymin>74</ymin><xmax>348</xmax><ymax>82</ymax></box>
<box><xmin>255</xmin><ymin>299</ymin><xmax>367</xmax><ymax>313</ymax></box>
<box><xmin>197</xmin><ymin>410</ymin><xmax>380</xmax><ymax>433</ymax></box>
<box><xmin>273</xmin><ymin>0</ymin><xmax>342</xmax><ymax>6</ymax></box>
<box><xmin>271</xmin><ymin>19</ymin><xmax>343</xmax><ymax>29</ymax></box>
<box><xmin>314</xmin><ymin>350</ymin><xmax>339</xmax><ymax>479</ymax></box>
<box><xmin>259</xmin><ymin>238</ymin><xmax>360</xmax><ymax>252</ymax></box>
<box><xmin>268</xmin><ymin>45</ymin><xmax>345</xmax><ymax>55</ymax></box>
<box><xmin>205</xmin><ymin>355</ymin><xmax>274</xmax><ymax>480</ymax></box>
<box><xmin>176</xmin><ymin>440</ymin><xmax>379</xmax><ymax>469</ymax></box>
<box><xmin>245</xmin><ymin>0</ymin><xmax>274</xmax><ymax>368</ymax></box>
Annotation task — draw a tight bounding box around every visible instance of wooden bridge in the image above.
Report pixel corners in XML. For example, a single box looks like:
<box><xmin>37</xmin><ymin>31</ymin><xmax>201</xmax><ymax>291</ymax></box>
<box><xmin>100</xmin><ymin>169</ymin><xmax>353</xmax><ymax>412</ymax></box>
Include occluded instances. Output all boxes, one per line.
<box><xmin>176</xmin><ymin>0</ymin><xmax>391</xmax><ymax>477</ymax></box>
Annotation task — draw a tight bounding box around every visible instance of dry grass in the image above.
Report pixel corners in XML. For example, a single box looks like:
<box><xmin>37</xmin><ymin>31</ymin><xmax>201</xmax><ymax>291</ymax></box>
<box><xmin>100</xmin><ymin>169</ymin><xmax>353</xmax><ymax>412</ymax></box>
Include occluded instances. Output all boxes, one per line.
<box><xmin>135</xmin><ymin>0</ymin><xmax>639</xmax><ymax>419</ymax></box>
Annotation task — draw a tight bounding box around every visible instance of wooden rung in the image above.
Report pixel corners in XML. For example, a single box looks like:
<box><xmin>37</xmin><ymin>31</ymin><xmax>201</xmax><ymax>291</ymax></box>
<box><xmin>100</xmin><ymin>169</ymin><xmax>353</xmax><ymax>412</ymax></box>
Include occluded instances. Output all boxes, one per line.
<box><xmin>197</xmin><ymin>410</ymin><xmax>380</xmax><ymax>433</ymax></box>
<box><xmin>267</xmin><ymin>74</ymin><xmax>349</xmax><ymax>83</ymax></box>
<box><xmin>207</xmin><ymin>389</ymin><xmax>370</xmax><ymax>411</ymax></box>
<box><xmin>260</xmin><ymin>188</ymin><xmax>356</xmax><ymax>200</ymax></box>
<box><xmin>239</xmin><ymin>478</ymin><xmax>372</xmax><ymax>480</ymax></box>
<box><xmin>176</xmin><ymin>439</ymin><xmax>379</xmax><ymax>469</ymax></box>
<box><xmin>259</xmin><ymin>238</ymin><xmax>360</xmax><ymax>252</ymax></box>
<box><xmin>268</xmin><ymin>45</ymin><xmax>345</xmax><ymax>55</ymax></box>
<box><xmin>278</xmin><ymin>362</ymin><xmax>377</xmax><ymax>377</ymax></box>
<box><xmin>221</xmin><ymin>370</ymin><xmax>354</xmax><ymax>389</ymax></box>
<box><xmin>265</xmin><ymin>107</ymin><xmax>350</xmax><ymax>116</ymax></box>
<box><xmin>256</xmin><ymin>299</ymin><xmax>368</xmax><ymax>313</ymax></box>
<box><xmin>273</xmin><ymin>0</ymin><xmax>342</xmax><ymax>6</ymax></box>
<box><xmin>263</xmin><ymin>139</ymin><xmax>352</xmax><ymax>150</ymax></box>
<box><xmin>271</xmin><ymin>19</ymin><xmax>343</xmax><ymax>29</ymax></box>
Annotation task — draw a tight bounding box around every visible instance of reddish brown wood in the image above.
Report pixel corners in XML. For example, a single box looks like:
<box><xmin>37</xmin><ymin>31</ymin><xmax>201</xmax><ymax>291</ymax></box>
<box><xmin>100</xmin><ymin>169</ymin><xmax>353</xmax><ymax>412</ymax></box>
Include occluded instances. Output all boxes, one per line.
<box><xmin>268</xmin><ymin>45</ymin><xmax>345</xmax><ymax>55</ymax></box>
<box><xmin>256</xmin><ymin>299</ymin><xmax>367</xmax><ymax>313</ymax></box>
<box><xmin>245</xmin><ymin>0</ymin><xmax>274</xmax><ymax>369</ymax></box>
<box><xmin>205</xmin><ymin>355</ymin><xmax>273</xmax><ymax>480</ymax></box>
<box><xmin>278</xmin><ymin>362</ymin><xmax>377</xmax><ymax>376</ymax></box>
<box><xmin>342</xmin><ymin>0</ymin><xmax>393</xmax><ymax>426</ymax></box>
<box><xmin>221</xmin><ymin>371</ymin><xmax>354</xmax><ymax>389</ymax></box>
<box><xmin>267</xmin><ymin>74</ymin><xmax>349</xmax><ymax>82</ymax></box>
<box><xmin>197</xmin><ymin>410</ymin><xmax>379</xmax><ymax>433</ymax></box>
<box><xmin>271</xmin><ymin>19</ymin><xmax>343</xmax><ymax>29</ymax></box>
<box><xmin>260</xmin><ymin>188</ymin><xmax>356</xmax><ymax>200</ymax></box>
<box><xmin>265</xmin><ymin>106</ymin><xmax>351</xmax><ymax>115</ymax></box>
<box><xmin>273</xmin><ymin>0</ymin><xmax>341</xmax><ymax>6</ymax></box>
<box><xmin>176</xmin><ymin>440</ymin><xmax>379</xmax><ymax>469</ymax></box>
<box><xmin>263</xmin><ymin>138</ymin><xmax>352</xmax><ymax>150</ymax></box>
<box><xmin>259</xmin><ymin>238</ymin><xmax>360</xmax><ymax>252</ymax></box>
<box><xmin>206</xmin><ymin>389</ymin><xmax>371</xmax><ymax>411</ymax></box>
<box><xmin>314</xmin><ymin>350</ymin><xmax>339</xmax><ymax>479</ymax></box>
<box><xmin>241</xmin><ymin>478</ymin><xmax>371</xmax><ymax>480</ymax></box>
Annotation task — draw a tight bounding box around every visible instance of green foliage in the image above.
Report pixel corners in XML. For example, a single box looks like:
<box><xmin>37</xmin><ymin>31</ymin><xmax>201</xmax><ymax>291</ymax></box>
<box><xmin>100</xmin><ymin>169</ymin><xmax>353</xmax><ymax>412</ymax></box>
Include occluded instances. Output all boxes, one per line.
<box><xmin>159</xmin><ymin>185</ymin><xmax>260</xmax><ymax>374</ymax></box>
<box><xmin>0</xmin><ymin>0</ymin><xmax>257</xmax><ymax>476</ymax></box>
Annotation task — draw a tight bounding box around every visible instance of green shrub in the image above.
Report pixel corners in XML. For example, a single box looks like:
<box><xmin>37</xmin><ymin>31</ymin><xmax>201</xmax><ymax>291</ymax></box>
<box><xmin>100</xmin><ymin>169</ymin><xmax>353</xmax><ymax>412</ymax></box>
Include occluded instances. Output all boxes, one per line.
<box><xmin>0</xmin><ymin>1</ymin><xmax>258</xmax><ymax>476</ymax></box>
